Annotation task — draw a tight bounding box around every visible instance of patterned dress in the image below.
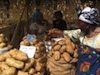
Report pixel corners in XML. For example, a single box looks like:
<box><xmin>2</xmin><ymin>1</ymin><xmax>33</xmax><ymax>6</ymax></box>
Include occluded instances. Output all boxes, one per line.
<box><xmin>77</xmin><ymin>33</ymin><xmax>100</xmax><ymax>75</ymax></box>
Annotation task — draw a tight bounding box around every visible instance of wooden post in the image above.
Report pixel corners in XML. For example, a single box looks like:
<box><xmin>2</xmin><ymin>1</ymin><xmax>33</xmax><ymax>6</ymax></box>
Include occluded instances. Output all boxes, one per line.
<box><xmin>11</xmin><ymin>7</ymin><xmax>25</xmax><ymax>46</ymax></box>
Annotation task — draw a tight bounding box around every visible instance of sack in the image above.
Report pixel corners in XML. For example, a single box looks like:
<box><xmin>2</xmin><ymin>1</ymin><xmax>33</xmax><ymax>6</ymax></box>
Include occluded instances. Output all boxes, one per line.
<box><xmin>47</xmin><ymin>55</ymin><xmax>76</xmax><ymax>75</ymax></box>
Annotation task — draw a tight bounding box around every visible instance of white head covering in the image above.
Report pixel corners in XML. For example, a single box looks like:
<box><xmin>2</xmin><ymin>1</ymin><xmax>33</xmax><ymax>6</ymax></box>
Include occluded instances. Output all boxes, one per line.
<box><xmin>78</xmin><ymin>7</ymin><xmax>99</xmax><ymax>25</ymax></box>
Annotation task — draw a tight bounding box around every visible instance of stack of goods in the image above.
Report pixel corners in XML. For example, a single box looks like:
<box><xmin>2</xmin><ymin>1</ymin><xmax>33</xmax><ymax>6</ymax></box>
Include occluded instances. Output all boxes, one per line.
<box><xmin>20</xmin><ymin>37</ymin><xmax>47</xmax><ymax>75</ymax></box>
<box><xmin>0</xmin><ymin>34</ymin><xmax>9</xmax><ymax>48</ymax></box>
<box><xmin>20</xmin><ymin>36</ymin><xmax>31</xmax><ymax>46</ymax></box>
<box><xmin>0</xmin><ymin>33</ymin><xmax>12</xmax><ymax>55</ymax></box>
<box><xmin>44</xmin><ymin>28</ymin><xmax>64</xmax><ymax>52</ymax></box>
<box><xmin>0</xmin><ymin>48</ymin><xmax>45</xmax><ymax>75</ymax></box>
<box><xmin>44</xmin><ymin>28</ymin><xmax>64</xmax><ymax>41</ymax></box>
<box><xmin>47</xmin><ymin>37</ymin><xmax>78</xmax><ymax>75</ymax></box>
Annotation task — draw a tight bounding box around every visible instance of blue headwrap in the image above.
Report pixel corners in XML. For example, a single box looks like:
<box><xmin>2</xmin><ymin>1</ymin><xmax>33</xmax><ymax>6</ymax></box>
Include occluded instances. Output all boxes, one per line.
<box><xmin>77</xmin><ymin>7</ymin><xmax>99</xmax><ymax>25</ymax></box>
<box><xmin>32</xmin><ymin>9</ymin><xmax>42</xmax><ymax>21</ymax></box>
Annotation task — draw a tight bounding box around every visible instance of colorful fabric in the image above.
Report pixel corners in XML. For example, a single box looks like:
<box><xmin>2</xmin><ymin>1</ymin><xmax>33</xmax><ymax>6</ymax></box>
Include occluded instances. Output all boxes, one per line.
<box><xmin>77</xmin><ymin>45</ymin><xmax>100</xmax><ymax>75</ymax></box>
<box><xmin>78</xmin><ymin>7</ymin><xmax>99</xmax><ymax>25</ymax></box>
<box><xmin>76</xmin><ymin>33</ymin><xmax>100</xmax><ymax>75</ymax></box>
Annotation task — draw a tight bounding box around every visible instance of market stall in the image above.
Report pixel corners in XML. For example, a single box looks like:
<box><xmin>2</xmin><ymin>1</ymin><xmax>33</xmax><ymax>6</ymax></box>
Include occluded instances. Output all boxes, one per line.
<box><xmin>0</xmin><ymin>0</ymin><xmax>100</xmax><ymax>75</ymax></box>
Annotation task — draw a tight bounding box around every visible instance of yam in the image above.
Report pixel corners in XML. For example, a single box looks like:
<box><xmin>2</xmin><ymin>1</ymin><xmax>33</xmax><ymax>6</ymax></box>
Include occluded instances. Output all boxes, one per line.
<box><xmin>17</xmin><ymin>71</ymin><xmax>29</xmax><ymax>75</ymax></box>
<box><xmin>66</xmin><ymin>43</ymin><xmax>74</xmax><ymax>54</ymax></box>
<box><xmin>28</xmin><ymin>68</ymin><xmax>36</xmax><ymax>75</ymax></box>
<box><xmin>10</xmin><ymin>49</ymin><xmax>28</xmax><ymax>61</ymax></box>
<box><xmin>6</xmin><ymin>58</ymin><xmax>24</xmax><ymax>69</ymax></box>
<box><xmin>59</xmin><ymin>45</ymin><xmax>67</xmax><ymax>53</ymax></box>
<box><xmin>1</xmin><ymin>67</ymin><xmax>16</xmax><ymax>75</ymax></box>
<box><xmin>53</xmin><ymin>44</ymin><xmax>61</xmax><ymax>51</ymax></box>
<box><xmin>22</xmin><ymin>58</ymin><xmax>35</xmax><ymax>71</ymax></box>
<box><xmin>62</xmin><ymin>52</ymin><xmax>72</xmax><ymax>62</ymax></box>
<box><xmin>53</xmin><ymin>51</ymin><xmax>61</xmax><ymax>61</ymax></box>
<box><xmin>35</xmin><ymin>62</ymin><xmax>42</xmax><ymax>72</ymax></box>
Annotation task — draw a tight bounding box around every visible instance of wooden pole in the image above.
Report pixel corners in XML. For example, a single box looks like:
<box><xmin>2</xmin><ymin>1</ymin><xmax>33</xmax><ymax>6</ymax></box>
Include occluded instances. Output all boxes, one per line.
<box><xmin>25</xmin><ymin>0</ymin><xmax>30</xmax><ymax>34</ymax></box>
<box><xmin>11</xmin><ymin>7</ymin><xmax>25</xmax><ymax>45</ymax></box>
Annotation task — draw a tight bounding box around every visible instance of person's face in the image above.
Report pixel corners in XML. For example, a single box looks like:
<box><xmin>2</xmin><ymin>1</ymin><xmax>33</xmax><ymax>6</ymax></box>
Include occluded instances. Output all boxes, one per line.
<box><xmin>38</xmin><ymin>14</ymin><xmax>43</xmax><ymax>21</ymax></box>
<box><xmin>77</xmin><ymin>20</ymin><xmax>90</xmax><ymax>33</ymax></box>
<box><xmin>54</xmin><ymin>14</ymin><xmax>62</xmax><ymax>20</ymax></box>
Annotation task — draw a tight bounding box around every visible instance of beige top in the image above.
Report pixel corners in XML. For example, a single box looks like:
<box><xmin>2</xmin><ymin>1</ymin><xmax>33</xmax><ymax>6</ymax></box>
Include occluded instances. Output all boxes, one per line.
<box><xmin>80</xmin><ymin>33</ymin><xmax>100</xmax><ymax>48</ymax></box>
<box><xmin>64</xmin><ymin>29</ymin><xmax>100</xmax><ymax>48</ymax></box>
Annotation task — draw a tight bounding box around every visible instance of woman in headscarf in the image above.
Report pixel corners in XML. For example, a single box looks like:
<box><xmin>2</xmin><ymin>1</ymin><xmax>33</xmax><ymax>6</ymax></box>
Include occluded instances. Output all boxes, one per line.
<box><xmin>76</xmin><ymin>6</ymin><xmax>100</xmax><ymax>75</ymax></box>
<box><xmin>29</xmin><ymin>9</ymin><xmax>48</xmax><ymax>40</ymax></box>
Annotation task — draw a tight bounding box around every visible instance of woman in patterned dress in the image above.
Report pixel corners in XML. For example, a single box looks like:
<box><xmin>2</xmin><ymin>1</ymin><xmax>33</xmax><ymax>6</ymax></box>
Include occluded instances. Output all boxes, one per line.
<box><xmin>76</xmin><ymin>6</ymin><xmax>100</xmax><ymax>75</ymax></box>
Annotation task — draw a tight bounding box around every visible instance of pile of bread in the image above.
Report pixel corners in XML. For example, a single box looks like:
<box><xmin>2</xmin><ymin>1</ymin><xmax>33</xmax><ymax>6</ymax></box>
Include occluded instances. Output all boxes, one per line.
<box><xmin>48</xmin><ymin>37</ymin><xmax>78</xmax><ymax>63</ymax></box>
<box><xmin>0</xmin><ymin>48</ymin><xmax>45</xmax><ymax>75</ymax></box>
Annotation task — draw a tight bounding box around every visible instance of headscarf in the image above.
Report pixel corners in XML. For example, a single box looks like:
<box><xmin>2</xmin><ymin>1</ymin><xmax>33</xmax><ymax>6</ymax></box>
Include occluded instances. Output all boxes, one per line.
<box><xmin>77</xmin><ymin>7</ymin><xmax>99</xmax><ymax>25</ymax></box>
<box><xmin>32</xmin><ymin>9</ymin><xmax>43</xmax><ymax>21</ymax></box>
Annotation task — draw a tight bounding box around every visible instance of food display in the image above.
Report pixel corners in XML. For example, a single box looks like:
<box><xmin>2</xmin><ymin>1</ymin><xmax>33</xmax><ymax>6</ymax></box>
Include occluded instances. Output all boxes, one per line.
<box><xmin>44</xmin><ymin>28</ymin><xmax>64</xmax><ymax>52</ymax></box>
<box><xmin>20</xmin><ymin>37</ymin><xmax>47</xmax><ymax>75</ymax></box>
<box><xmin>44</xmin><ymin>28</ymin><xmax>64</xmax><ymax>41</ymax></box>
<box><xmin>48</xmin><ymin>37</ymin><xmax>78</xmax><ymax>63</ymax></box>
<box><xmin>0</xmin><ymin>33</ymin><xmax>9</xmax><ymax>48</ymax></box>
<box><xmin>0</xmin><ymin>33</ymin><xmax>12</xmax><ymax>55</ymax></box>
<box><xmin>0</xmin><ymin>29</ymin><xmax>79</xmax><ymax>75</ymax></box>
<box><xmin>20</xmin><ymin>37</ymin><xmax>47</xmax><ymax>63</ymax></box>
<box><xmin>47</xmin><ymin>37</ymin><xmax>78</xmax><ymax>75</ymax></box>
<box><xmin>0</xmin><ymin>48</ymin><xmax>45</xmax><ymax>75</ymax></box>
